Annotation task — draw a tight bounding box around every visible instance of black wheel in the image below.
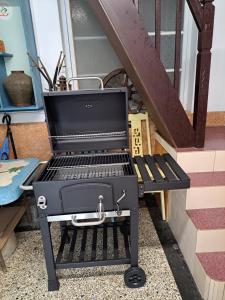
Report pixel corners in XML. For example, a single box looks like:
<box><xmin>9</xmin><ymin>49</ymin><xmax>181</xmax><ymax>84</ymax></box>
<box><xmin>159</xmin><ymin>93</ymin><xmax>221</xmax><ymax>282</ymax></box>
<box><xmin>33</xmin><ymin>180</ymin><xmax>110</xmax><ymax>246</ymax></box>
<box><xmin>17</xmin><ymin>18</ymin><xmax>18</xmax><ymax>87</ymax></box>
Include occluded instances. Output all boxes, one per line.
<box><xmin>124</xmin><ymin>267</ymin><xmax>146</xmax><ymax>288</ymax></box>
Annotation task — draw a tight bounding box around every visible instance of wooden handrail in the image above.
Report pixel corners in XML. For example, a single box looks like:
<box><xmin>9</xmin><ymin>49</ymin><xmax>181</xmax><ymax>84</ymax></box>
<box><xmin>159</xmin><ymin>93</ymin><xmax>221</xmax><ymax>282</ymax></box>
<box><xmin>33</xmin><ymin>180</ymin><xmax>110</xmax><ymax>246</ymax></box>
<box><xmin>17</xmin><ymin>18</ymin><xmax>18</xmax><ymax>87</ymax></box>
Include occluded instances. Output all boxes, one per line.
<box><xmin>187</xmin><ymin>0</ymin><xmax>215</xmax><ymax>147</ymax></box>
<box><xmin>186</xmin><ymin>0</ymin><xmax>203</xmax><ymax>31</ymax></box>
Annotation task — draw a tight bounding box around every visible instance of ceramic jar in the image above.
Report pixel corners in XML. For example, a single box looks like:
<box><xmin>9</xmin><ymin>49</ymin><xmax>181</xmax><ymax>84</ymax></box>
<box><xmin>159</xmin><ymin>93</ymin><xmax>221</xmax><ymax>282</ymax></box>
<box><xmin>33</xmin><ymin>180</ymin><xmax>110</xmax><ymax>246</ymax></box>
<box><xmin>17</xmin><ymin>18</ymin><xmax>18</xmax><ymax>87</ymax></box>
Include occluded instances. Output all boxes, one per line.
<box><xmin>3</xmin><ymin>71</ymin><xmax>33</xmax><ymax>106</ymax></box>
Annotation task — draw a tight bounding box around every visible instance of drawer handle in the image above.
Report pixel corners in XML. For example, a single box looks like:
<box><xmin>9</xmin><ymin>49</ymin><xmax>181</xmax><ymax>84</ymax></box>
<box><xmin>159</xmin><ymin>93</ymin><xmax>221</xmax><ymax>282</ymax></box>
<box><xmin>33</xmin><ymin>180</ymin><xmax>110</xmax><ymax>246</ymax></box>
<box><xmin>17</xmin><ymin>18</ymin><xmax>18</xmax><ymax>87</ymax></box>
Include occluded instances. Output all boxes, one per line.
<box><xmin>71</xmin><ymin>197</ymin><xmax>105</xmax><ymax>227</ymax></box>
<box><xmin>71</xmin><ymin>213</ymin><xmax>106</xmax><ymax>227</ymax></box>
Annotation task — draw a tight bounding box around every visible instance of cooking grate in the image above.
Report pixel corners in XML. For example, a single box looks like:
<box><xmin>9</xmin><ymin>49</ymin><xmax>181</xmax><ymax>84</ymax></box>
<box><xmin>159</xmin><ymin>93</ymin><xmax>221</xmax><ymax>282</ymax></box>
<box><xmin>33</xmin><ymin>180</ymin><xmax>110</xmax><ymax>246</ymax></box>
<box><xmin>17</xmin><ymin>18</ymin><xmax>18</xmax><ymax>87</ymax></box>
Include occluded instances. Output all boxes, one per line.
<box><xmin>40</xmin><ymin>153</ymin><xmax>134</xmax><ymax>181</ymax></box>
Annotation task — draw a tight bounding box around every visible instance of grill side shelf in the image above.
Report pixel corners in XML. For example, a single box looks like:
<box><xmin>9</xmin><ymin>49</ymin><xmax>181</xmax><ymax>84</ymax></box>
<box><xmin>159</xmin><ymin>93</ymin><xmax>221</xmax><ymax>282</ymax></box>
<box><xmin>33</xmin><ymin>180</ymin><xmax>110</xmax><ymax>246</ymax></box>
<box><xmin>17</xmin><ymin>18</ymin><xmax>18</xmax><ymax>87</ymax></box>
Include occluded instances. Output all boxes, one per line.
<box><xmin>134</xmin><ymin>156</ymin><xmax>151</xmax><ymax>183</ymax></box>
<box><xmin>162</xmin><ymin>153</ymin><xmax>190</xmax><ymax>184</ymax></box>
<box><xmin>154</xmin><ymin>154</ymin><xmax>178</xmax><ymax>182</ymax></box>
<box><xmin>144</xmin><ymin>155</ymin><xmax>164</xmax><ymax>183</ymax></box>
<box><xmin>134</xmin><ymin>154</ymin><xmax>190</xmax><ymax>193</ymax></box>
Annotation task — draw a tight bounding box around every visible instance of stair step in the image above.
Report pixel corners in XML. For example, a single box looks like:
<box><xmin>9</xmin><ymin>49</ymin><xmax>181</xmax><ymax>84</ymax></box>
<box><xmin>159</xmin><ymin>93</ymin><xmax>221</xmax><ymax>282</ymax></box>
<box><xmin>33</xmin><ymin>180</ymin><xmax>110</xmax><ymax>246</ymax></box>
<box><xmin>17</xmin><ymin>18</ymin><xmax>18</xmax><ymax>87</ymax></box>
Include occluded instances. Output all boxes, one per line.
<box><xmin>187</xmin><ymin>208</ymin><xmax>225</xmax><ymax>230</ymax></box>
<box><xmin>193</xmin><ymin>252</ymin><xmax>225</xmax><ymax>299</ymax></box>
<box><xmin>186</xmin><ymin>186</ymin><xmax>225</xmax><ymax>210</ymax></box>
<box><xmin>156</xmin><ymin>127</ymin><xmax>225</xmax><ymax>173</ymax></box>
<box><xmin>197</xmin><ymin>252</ymin><xmax>225</xmax><ymax>282</ymax></box>
<box><xmin>176</xmin><ymin>127</ymin><xmax>225</xmax><ymax>173</ymax></box>
<box><xmin>177</xmin><ymin>127</ymin><xmax>225</xmax><ymax>152</ymax></box>
<box><xmin>188</xmin><ymin>171</ymin><xmax>225</xmax><ymax>187</ymax></box>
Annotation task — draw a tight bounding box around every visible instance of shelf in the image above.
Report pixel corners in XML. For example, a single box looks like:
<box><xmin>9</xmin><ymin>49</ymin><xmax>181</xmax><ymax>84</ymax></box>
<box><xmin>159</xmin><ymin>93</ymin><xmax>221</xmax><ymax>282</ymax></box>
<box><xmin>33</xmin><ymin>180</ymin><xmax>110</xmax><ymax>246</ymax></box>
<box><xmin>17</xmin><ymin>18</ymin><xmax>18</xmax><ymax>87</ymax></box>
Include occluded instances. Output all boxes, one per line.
<box><xmin>0</xmin><ymin>1</ymin><xmax>43</xmax><ymax>113</ymax></box>
<box><xmin>0</xmin><ymin>104</ymin><xmax>41</xmax><ymax>112</ymax></box>
<box><xmin>0</xmin><ymin>52</ymin><xmax>13</xmax><ymax>58</ymax></box>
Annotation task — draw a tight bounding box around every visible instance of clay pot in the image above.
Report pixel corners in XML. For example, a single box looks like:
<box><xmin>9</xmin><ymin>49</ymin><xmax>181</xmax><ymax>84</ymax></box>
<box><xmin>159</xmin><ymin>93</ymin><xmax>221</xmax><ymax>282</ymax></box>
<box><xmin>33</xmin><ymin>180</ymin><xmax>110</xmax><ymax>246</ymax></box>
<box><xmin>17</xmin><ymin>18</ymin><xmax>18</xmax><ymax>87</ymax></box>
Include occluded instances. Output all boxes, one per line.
<box><xmin>4</xmin><ymin>71</ymin><xmax>33</xmax><ymax>106</ymax></box>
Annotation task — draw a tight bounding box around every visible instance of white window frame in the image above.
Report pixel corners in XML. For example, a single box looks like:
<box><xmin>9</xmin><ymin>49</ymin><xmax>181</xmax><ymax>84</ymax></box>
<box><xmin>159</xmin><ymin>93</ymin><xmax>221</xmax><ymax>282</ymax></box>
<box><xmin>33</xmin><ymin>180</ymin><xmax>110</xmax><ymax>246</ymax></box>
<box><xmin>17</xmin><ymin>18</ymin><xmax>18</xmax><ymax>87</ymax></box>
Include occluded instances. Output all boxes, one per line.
<box><xmin>58</xmin><ymin>0</ymin><xmax>78</xmax><ymax>90</ymax></box>
<box><xmin>180</xmin><ymin>2</ymin><xmax>198</xmax><ymax>112</ymax></box>
<box><xmin>58</xmin><ymin>0</ymin><xmax>198</xmax><ymax>111</ymax></box>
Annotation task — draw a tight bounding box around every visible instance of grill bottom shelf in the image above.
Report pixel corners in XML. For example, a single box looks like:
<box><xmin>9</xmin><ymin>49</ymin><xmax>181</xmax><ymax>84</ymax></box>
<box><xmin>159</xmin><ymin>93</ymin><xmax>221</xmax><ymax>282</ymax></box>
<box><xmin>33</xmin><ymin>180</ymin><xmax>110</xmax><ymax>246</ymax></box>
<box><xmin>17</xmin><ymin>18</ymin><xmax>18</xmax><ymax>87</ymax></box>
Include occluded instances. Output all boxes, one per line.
<box><xmin>55</xmin><ymin>220</ymin><xmax>131</xmax><ymax>269</ymax></box>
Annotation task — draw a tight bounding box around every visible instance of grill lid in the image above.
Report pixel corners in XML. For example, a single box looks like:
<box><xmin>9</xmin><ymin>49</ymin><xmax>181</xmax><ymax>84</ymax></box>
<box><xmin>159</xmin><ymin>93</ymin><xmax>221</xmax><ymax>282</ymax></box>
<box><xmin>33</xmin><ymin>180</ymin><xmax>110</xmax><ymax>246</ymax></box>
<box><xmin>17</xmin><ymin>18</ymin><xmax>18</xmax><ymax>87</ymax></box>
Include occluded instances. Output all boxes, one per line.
<box><xmin>43</xmin><ymin>88</ymin><xmax>128</xmax><ymax>152</ymax></box>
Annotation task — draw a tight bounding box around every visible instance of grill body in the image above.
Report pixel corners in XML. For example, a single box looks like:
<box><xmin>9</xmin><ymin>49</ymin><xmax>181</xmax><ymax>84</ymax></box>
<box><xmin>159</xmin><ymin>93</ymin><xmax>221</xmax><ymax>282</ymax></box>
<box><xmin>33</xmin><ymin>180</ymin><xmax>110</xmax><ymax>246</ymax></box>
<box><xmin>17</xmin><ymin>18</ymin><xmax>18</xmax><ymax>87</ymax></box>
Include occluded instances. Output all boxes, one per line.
<box><xmin>31</xmin><ymin>88</ymin><xmax>146</xmax><ymax>291</ymax></box>
<box><xmin>24</xmin><ymin>87</ymin><xmax>190</xmax><ymax>291</ymax></box>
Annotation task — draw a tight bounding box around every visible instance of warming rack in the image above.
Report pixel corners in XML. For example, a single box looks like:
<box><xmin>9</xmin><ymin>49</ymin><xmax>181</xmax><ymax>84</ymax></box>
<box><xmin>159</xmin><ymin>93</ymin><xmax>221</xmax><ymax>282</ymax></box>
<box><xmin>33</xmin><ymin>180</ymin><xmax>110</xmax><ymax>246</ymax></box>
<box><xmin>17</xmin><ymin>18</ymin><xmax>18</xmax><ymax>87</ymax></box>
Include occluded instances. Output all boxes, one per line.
<box><xmin>49</xmin><ymin>131</ymin><xmax>127</xmax><ymax>141</ymax></box>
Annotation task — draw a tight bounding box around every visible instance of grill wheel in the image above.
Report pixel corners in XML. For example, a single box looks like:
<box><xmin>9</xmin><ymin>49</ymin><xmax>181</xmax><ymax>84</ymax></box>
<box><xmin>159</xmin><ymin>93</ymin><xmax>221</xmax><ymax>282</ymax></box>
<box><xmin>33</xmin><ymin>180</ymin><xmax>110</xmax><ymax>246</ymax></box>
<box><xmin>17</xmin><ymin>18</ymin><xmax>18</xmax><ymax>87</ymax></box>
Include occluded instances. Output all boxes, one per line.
<box><xmin>124</xmin><ymin>266</ymin><xmax>146</xmax><ymax>288</ymax></box>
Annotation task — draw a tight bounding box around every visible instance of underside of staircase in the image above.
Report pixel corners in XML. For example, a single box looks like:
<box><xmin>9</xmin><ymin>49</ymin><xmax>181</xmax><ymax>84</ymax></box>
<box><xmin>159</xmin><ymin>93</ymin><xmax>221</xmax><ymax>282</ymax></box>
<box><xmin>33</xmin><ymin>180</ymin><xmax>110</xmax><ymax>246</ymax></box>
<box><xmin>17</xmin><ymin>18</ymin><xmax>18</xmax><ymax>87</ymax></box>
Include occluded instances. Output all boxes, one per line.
<box><xmin>88</xmin><ymin>0</ymin><xmax>215</xmax><ymax>148</ymax></box>
<box><xmin>155</xmin><ymin>126</ymin><xmax>225</xmax><ymax>300</ymax></box>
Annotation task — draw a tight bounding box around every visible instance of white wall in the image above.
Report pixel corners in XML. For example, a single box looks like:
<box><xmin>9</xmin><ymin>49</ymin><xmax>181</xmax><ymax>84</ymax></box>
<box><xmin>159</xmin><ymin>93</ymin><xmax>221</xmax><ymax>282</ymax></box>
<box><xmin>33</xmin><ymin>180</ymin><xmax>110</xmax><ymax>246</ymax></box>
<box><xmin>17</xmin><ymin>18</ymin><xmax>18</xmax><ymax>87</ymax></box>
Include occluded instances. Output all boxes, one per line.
<box><xmin>208</xmin><ymin>0</ymin><xmax>225</xmax><ymax>112</ymax></box>
<box><xmin>30</xmin><ymin>0</ymin><xmax>63</xmax><ymax>91</ymax></box>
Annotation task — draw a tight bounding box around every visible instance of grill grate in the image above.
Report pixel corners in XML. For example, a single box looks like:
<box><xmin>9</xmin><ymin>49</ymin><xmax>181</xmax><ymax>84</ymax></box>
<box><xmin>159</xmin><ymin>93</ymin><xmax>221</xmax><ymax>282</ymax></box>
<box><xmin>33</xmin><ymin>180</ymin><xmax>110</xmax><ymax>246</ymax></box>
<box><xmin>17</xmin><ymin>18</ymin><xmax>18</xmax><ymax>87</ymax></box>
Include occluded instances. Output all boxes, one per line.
<box><xmin>40</xmin><ymin>153</ymin><xmax>134</xmax><ymax>181</ymax></box>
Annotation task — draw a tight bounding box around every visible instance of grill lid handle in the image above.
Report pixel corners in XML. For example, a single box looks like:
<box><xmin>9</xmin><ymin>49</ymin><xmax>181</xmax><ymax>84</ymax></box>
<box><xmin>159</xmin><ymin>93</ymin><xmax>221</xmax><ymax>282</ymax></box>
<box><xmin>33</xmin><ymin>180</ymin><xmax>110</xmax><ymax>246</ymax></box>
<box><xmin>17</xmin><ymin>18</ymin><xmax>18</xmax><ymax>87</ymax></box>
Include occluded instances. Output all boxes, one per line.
<box><xmin>67</xmin><ymin>76</ymin><xmax>104</xmax><ymax>90</ymax></box>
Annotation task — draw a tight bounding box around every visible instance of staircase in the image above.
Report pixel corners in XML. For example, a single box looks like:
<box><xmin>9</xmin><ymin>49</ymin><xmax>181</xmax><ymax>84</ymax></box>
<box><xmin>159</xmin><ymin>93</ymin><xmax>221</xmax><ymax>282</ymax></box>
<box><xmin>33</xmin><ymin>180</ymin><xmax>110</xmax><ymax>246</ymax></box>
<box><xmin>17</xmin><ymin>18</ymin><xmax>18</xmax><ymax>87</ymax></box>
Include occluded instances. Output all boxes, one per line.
<box><xmin>88</xmin><ymin>0</ymin><xmax>215</xmax><ymax>148</ymax></box>
<box><xmin>155</xmin><ymin>126</ymin><xmax>225</xmax><ymax>300</ymax></box>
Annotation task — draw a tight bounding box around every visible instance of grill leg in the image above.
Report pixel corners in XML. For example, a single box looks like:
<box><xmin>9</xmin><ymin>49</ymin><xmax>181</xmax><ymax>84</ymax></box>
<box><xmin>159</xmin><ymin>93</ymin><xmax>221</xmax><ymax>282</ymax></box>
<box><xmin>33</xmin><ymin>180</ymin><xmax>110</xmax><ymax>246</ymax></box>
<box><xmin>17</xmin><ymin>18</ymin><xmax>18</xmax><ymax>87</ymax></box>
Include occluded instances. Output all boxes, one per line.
<box><xmin>124</xmin><ymin>209</ymin><xmax>146</xmax><ymax>288</ymax></box>
<box><xmin>39</xmin><ymin>216</ymin><xmax>60</xmax><ymax>291</ymax></box>
<box><xmin>60</xmin><ymin>221</ymin><xmax>70</xmax><ymax>243</ymax></box>
<box><xmin>130</xmin><ymin>209</ymin><xmax>138</xmax><ymax>267</ymax></box>
<box><xmin>0</xmin><ymin>251</ymin><xmax>7</xmax><ymax>272</ymax></box>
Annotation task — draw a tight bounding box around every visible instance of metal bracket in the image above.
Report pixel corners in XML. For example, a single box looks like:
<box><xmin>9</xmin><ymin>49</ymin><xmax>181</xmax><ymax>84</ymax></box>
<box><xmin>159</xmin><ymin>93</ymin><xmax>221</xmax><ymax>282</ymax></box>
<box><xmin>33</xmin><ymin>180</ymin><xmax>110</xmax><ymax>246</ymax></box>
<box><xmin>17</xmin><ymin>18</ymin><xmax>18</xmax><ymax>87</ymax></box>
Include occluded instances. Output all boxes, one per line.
<box><xmin>37</xmin><ymin>196</ymin><xmax>47</xmax><ymax>210</ymax></box>
<box><xmin>138</xmin><ymin>184</ymin><xmax>145</xmax><ymax>198</ymax></box>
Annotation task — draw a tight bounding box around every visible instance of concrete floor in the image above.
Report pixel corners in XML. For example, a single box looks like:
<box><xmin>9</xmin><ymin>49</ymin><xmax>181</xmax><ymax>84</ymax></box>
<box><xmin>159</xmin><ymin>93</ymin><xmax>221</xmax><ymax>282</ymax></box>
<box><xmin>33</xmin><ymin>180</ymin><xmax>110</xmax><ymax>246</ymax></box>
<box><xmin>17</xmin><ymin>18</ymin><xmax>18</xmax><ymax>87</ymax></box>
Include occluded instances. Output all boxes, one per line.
<box><xmin>0</xmin><ymin>207</ymin><xmax>181</xmax><ymax>300</ymax></box>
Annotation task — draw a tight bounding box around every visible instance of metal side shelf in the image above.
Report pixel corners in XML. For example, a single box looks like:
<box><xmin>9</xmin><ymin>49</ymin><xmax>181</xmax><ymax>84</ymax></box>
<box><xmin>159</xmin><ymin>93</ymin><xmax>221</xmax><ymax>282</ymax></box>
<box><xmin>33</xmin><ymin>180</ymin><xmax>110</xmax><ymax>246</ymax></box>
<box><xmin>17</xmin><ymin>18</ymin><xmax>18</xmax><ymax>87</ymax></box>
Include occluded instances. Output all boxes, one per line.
<box><xmin>134</xmin><ymin>153</ymin><xmax>190</xmax><ymax>196</ymax></box>
<box><xmin>55</xmin><ymin>220</ymin><xmax>131</xmax><ymax>270</ymax></box>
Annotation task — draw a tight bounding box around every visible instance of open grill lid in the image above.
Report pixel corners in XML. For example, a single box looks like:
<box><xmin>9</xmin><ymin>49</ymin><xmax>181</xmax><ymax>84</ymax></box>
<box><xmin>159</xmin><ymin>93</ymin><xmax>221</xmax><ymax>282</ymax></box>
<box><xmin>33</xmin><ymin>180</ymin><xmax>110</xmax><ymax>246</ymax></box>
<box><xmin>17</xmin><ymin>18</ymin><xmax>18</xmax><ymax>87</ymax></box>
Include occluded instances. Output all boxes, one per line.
<box><xmin>43</xmin><ymin>88</ymin><xmax>128</xmax><ymax>153</ymax></box>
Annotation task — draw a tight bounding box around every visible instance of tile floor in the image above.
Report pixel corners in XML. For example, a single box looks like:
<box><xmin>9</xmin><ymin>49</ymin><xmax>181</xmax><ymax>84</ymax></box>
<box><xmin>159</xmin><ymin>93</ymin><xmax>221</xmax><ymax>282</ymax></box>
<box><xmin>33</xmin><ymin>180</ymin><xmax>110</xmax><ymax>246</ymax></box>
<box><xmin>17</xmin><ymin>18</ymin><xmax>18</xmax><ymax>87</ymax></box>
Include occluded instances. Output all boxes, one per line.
<box><xmin>0</xmin><ymin>207</ymin><xmax>181</xmax><ymax>300</ymax></box>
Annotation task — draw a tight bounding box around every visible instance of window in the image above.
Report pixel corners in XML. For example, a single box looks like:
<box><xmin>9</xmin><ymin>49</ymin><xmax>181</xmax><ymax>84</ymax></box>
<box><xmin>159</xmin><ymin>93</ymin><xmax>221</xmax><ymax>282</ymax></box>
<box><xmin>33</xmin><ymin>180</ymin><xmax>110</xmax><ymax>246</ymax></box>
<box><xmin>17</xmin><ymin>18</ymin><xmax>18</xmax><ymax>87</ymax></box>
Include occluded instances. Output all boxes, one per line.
<box><xmin>138</xmin><ymin>0</ymin><xmax>184</xmax><ymax>83</ymax></box>
<box><xmin>61</xmin><ymin>0</ymin><xmax>184</xmax><ymax>90</ymax></box>
<box><xmin>69</xmin><ymin>0</ymin><xmax>121</xmax><ymax>89</ymax></box>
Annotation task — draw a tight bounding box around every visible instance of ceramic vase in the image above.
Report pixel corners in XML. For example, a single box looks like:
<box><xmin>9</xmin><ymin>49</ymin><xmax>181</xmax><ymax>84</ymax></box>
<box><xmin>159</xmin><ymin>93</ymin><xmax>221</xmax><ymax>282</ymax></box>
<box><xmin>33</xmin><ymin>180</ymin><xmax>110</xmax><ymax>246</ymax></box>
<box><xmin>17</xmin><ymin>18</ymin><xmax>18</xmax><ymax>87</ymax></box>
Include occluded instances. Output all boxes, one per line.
<box><xmin>3</xmin><ymin>71</ymin><xmax>33</xmax><ymax>106</ymax></box>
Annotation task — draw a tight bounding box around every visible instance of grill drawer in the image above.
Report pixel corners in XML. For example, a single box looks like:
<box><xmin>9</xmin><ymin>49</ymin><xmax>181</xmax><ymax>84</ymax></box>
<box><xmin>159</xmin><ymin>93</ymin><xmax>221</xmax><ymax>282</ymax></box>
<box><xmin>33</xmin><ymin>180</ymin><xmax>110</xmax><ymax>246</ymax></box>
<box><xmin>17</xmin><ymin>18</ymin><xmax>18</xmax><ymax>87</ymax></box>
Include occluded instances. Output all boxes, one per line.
<box><xmin>60</xmin><ymin>183</ymin><xmax>113</xmax><ymax>213</ymax></box>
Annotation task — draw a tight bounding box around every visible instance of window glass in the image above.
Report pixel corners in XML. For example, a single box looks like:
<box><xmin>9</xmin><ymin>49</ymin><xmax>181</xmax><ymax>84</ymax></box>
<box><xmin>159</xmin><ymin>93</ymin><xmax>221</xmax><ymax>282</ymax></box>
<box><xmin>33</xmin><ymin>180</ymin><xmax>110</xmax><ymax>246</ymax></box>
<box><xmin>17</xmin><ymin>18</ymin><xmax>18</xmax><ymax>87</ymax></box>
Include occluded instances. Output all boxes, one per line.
<box><xmin>69</xmin><ymin>0</ymin><xmax>184</xmax><ymax>88</ymax></box>
<box><xmin>70</xmin><ymin>0</ymin><xmax>104</xmax><ymax>37</ymax></box>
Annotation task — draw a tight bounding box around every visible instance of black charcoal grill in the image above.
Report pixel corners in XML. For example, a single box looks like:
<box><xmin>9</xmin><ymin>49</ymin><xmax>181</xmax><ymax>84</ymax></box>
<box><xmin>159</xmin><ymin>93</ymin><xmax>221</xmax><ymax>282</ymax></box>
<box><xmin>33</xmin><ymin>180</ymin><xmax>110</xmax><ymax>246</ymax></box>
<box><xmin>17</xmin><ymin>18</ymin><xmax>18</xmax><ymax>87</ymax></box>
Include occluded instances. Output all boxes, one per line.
<box><xmin>20</xmin><ymin>78</ymin><xmax>190</xmax><ymax>292</ymax></box>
